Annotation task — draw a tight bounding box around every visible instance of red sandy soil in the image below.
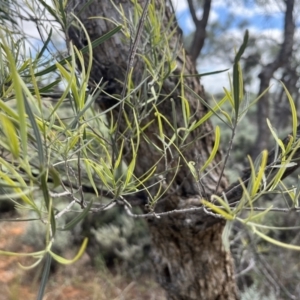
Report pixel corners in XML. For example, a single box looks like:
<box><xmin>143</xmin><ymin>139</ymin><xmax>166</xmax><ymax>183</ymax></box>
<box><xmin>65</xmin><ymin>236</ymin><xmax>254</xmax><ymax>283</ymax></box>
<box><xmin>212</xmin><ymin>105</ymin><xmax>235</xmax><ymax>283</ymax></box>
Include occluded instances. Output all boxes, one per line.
<box><xmin>0</xmin><ymin>219</ymin><xmax>165</xmax><ymax>300</ymax></box>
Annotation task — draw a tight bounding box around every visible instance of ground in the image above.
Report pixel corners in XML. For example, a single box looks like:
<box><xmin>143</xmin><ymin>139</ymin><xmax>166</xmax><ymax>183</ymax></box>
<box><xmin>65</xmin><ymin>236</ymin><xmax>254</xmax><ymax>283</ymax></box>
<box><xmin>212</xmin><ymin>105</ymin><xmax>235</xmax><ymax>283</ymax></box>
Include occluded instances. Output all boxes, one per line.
<box><xmin>0</xmin><ymin>218</ymin><xmax>165</xmax><ymax>300</ymax></box>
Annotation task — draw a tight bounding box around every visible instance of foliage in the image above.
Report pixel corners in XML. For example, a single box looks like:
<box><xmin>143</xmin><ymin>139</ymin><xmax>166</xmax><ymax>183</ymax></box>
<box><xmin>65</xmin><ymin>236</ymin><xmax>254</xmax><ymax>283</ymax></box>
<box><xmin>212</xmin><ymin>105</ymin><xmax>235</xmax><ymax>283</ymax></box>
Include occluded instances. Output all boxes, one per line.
<box><xmin>0</xmin><ymin>0</ymin><xmax>300</xmax><ymax>299</ymax></box>
<box><xmin>241</xmin><ymin>283</ymin><xmax>277</xmax><ymax>300</ymax></box>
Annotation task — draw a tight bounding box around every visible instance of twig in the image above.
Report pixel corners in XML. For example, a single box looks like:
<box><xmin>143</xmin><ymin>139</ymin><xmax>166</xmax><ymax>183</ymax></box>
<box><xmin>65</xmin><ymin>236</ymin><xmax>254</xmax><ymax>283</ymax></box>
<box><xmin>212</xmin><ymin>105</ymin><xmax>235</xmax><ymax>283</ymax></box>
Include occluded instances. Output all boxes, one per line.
<box><xmin>77</xmin><ymin>138</ymin><xmax>85</xmax><ymax>208</ymax></box>
<box><xmin>247</xmin><ymin>231</ymin><xmax>297</xmax><ymax>299</ymax></box>
<box><xmin>122</xmin><ymin>201</ymin><xmax>221</xmax><ymax>219</ymax></box>
<box><xmin>243</xmin><ymin>206</ymin><xmax>300</xmax><ymax>212</ymax></box>
<box><xmin>112</xmin><ymin>0</ymin><xmax>151</xmax><ymax>166</ymax></box>
<box><xmin>234</xmin><ymin>258</ymin><xmax>255</xmax><ymax>278</ymax></box>
<box><xmin>49</xmin><ymin>190</ymin><xmax>72</xmax><ymax>197</ymax></box>
<box><xmin>90</xmin><ymin>200</ymin><xmax>117</xmax><ymax>212</ymax></box>
<box><xmin>55</xmin><ymin>200</ymin><xmax>76</xmax><ymax>219</ymax></box>
<box><xmin>215</xmin><ymin>120</ymin><xmax>237</xmax><ymax>193</ymax></box>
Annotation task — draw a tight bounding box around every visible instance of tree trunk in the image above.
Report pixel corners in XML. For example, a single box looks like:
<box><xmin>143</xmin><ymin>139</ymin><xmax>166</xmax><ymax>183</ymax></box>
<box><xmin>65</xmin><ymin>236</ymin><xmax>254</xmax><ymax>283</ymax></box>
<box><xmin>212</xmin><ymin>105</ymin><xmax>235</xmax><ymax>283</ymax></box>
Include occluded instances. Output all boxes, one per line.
<box><xmin>252</xmin><ymin>0</ymin><xmax>295</xmax><ymax>157</ymax></box>
<box><xmin>66</xmin><ymin>0</ymin><xmax>238</xmax><ymax>299</ymax></box>
<box><xmin>187</xmin><ymin>0</ymin><xmax>212</xmax><ymax>63</ymax></box>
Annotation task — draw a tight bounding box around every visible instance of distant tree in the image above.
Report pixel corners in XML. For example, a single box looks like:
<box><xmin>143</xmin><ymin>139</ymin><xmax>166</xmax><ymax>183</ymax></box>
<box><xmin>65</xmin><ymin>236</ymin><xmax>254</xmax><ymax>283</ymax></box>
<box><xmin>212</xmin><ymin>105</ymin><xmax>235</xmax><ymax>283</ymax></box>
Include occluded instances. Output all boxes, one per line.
<box><xmin>185</xmin><ymin>0</ymin><xmax>297</xmax><ymax>157</ymax></box>
<box><xmin>253</xmin><ymin>0</ymin><xmax>295</xmax><ymax>156</ymax></box>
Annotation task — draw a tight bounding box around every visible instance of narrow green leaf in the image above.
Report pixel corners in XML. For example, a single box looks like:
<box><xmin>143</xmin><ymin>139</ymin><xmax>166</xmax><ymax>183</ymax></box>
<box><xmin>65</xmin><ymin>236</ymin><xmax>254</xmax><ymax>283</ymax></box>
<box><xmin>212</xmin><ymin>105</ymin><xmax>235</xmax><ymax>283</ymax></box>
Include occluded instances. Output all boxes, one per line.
<box><xmin>246</xmin><ymin>155</ymin><xmax>256</xmax><ymax>199</ymax></box>
<box><xmin>188</xmin><ymin>161</ymin><xmax>198</xmax><ymax>180</ymax></box>
<box><xmin>114</xmin><ymin>139</ymin><xmax>124</xmax><ymax>169</ymax></box>
<box><xmin>84</xmin><ymin>159</ymin><xmax>98</xmax><ymax>195</ymax></box>
<box><xmin>36</xmin><ymin>28</ymin><xmax>52</xmax><ymax>60</ymax></box>
<box><xmin>269</xmin><ymin>140</ymin><xmax>300</xmax><ymax>190</ymax></box>
<box><xmin>36</xmin><ymin>253</ymin><xmax>52</xmax><ymax>300</ymax></box>
<box><xmin>233</xmin><ymin>62</ymin><xmax>240</xmax><ymax>115</ymax></box>
<box><xmin>252</xmin><ymin>226</ymin><xmax>300</xmax><ymax>250</ymax></box>
<box><xmin>171</xmin><ymin>98</ymin><xmax>178</xmax><ymax>145</ymax></box>
<box><xmin>233</xmin><ymin>30</ymin><xmax>249</xmax><ymax>117</ymax></box>
<box><xmin>24</xmin><ymin>95</ymin><xmax>44</xmax><ymax>165</ymax></box>
<box><xmin>0</xmin><ymin>160</ymin><xmax>37</xmax><ymax>208</ymax></box>
<box><xmin>69</xmin><ymin>90</ymin><xmax>103</xmax><ymax>129</ymax></box>
<box><xmin>251</xmin><ymin>150</ymin><xmax>268</xmax><ymax>196</ymax></box>
<box><xmin>2</xmin><ymin>43</ymin><xmax>28</xmax><ymax>161</ymax></box>
<box><xmin>36</xmin><ymin>79</ymin><xmax>61</xmax><ymax>94</ymax></box>
<box><xmin>202</xmin><ymin>199</ymin><xmax>234</xmax><ymax>220</ymax></box>
<box><xmin>234</xmin><ymin>30</ymin><xmax>249</xmax><ymax>63</ymax></box>
<box><xmin>171</xmin><ymin>68</ymin><xmax>230</xmax><ymax>78</ymax></box>
<box><xmin>211</xmin><ymin>194</ymin><xmax>232</xmax><ymax>213</ymax></box>
<box><xmin>48</xmin><ymin>63</ymin><xmax>75</xmax><ymax>118</ymax></box>
<box><xmin>58</xmin><ymin>200</ymin><xmax>93</xmax><ymax>231</ymax></box>
<box><xmin>34</xmin><ymin>26</ymin><xmax>122</xmax><ymax>77</ymax></box>
<box><xmin>125</xmin><ymin>155</ymin><xmax>136</xmax><ymax>187</ymax></box>
<box><xmin>50</xmin><ymin>238</ymin><xmax>88</xmax><ymax>264</ymax></box>
<box><xmin>0</xmin><ymin>114</ymin><xmax>19</xmax><ymax>158</ymax></box>
<box><xmin>200</xmin><ymin>126</ymin><xmax>220</xmax><ymax>172</ymax></box>
<box><xmin>293</xmin><ymin>176</ymin><xmax>300</xmax><ymax>207</ymax></box>
<box><xmin>49</xmin><ymin>167</ymin><xmax>61</xmax><ymax>188</ymax></box>
<box><xmin>58</xmin><ymin>0</ymin><xmax>67</xmax><ymax>28</ymax></box>
<box><xmin>37</xmin><ymin>0</ymin><xmax>63</xmax><ymax>26</ymax></box>
<box><xmin>154</xmin><ymin>109</ymin><xmax>164</xmax><ymax>141</ymax></box>
<box><xmin>281</xmin><ymin>81</ymin><xmax>298</xmax><ymax>139</ymax></box>
<box><xmin>0</xmin><ymin>99</ymin><xmax>19</xmax><ymax>120</ymax></box>
<box><xmin>19</xmin><ymin>257</ymin><xmax>44</xmax><ymax>270</ymax></box>
<box><xmin>185</xmin><ymin>85</ymin><xmax>231</xmax><ymax>129</ymax></box>
<box><xmin>41</xmin><ymin>172</ymin><xmax>56</xmax><ymax>235</ymax></box>
<box><xmin>0</xmin><ymin>248</ymin><xmax>45</xmax><ymax>257</ymax></box>
<box><xmin>267</xmin><ymin>119</ymin><xmax>285</xmax><ymax>153</ymax></box>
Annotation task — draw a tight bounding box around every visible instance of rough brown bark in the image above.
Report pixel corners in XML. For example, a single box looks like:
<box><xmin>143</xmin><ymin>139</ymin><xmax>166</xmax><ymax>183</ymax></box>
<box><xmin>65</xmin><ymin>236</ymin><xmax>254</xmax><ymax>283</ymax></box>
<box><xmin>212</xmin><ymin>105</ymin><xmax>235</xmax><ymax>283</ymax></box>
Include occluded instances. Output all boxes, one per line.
<box><xmin>66</xmin><ymin>1</ymin><xmax>238</xmax><ymax>299</ymax></box>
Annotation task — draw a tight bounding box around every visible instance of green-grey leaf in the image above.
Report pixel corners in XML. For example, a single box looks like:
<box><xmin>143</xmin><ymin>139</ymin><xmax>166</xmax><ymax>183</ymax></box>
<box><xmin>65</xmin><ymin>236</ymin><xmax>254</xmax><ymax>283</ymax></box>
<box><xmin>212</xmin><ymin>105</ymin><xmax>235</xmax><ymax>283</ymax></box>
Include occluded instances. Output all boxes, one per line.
<box><xmin>34</xmin><ymin>26</ymin><xmax>122</xmax><ymax>77</ymax></box>
<box><xmin>58</xmin><ymin>200</ymin><xmax>93</xmax><ymax>231</ymax></box>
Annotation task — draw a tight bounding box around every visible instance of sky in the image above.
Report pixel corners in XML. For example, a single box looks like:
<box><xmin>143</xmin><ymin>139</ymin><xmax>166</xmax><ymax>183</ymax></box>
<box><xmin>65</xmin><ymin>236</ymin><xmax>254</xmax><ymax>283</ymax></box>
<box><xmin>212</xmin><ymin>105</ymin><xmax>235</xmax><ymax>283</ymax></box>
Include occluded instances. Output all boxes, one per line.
<box><xmin>20</xmin><ymin>0</ymin><xmax>297</xmax><ymax>94</ymax></box>
<box><xmin>172</xmin><ymin>0</ymin><xmax>285</xmax><ymax>34</ymax></box>
<box><xmin>171</xmin><ymin>0</ymin><xmax>292</xmax><ymax>94</ymax></box>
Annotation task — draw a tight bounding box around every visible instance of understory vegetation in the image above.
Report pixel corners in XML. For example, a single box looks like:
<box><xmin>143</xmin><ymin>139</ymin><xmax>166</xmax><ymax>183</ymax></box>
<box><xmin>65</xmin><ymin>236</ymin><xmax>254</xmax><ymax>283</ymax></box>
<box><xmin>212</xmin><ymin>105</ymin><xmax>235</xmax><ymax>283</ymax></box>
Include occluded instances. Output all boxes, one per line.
<box><xmin>0</xmin><ymin>0</ymin><xmax>300</xmax><ymax>299</ymax></box>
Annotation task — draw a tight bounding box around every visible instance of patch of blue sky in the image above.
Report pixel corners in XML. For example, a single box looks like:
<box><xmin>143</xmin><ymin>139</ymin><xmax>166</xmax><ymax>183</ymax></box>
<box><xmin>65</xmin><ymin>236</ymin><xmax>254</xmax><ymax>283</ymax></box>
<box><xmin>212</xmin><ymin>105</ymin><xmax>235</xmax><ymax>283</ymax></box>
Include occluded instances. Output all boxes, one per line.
<box><xmin>214</xmin><ymin>6</ymin><xmax>284</xmax><ymax>30</ymax></box>
<box><xmin>249</xmin><ymin>13</ymin><xmax>283</xmax><ymax>29</ymax></box>
<box><xmin>175</xmin><ymin>5</ymin><xmax>284</xmax><ymax>37</ymax></box>
<box><xmin>176</xmin><ymin>9</ymin><xmax>195</xmax><ymax>35</ymax></box>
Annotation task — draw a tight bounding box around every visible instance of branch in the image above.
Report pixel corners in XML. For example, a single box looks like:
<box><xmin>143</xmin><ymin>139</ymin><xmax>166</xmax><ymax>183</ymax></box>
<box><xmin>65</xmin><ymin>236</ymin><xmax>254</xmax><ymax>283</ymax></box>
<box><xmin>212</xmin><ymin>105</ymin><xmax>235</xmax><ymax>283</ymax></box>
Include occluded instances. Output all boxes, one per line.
<box><xmin>253</xmin><ymin>0</ymin><xmax>295</xmax><ymax>156</ymax></box>
<box><xmin>258</xmin><ymin>0</ymin><xmax>295</xmax><ymax>82</ymax></box>
<box><xmin>222</xmin><ymin>125</ymin><xmax>300</xmax><ymax>204</ymax></box>
<box><xmin>187</xmin><ymin>0</ymin><xmax>199</xmax><ymax>26</ymax></box>
<box><xmin>123</xmin><ymin>203</ymin><xmax>221</xmax><ymax>219</ymax></box>
<box><xmin>188</xmin><ymin>0</ymin><xmax>212</xmax><ymax>62</ymax></box>
<box><xmin>247</xmin><ymin>231</ymin><xmax>297</xmax><ymax>299</ymax></box>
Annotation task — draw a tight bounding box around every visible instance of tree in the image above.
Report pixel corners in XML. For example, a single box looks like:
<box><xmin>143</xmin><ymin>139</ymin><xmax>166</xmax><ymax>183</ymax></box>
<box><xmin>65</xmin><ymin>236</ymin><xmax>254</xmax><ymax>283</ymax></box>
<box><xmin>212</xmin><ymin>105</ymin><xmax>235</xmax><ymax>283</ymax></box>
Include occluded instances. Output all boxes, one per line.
<box><xmin>187</xmin><ymin>0</ymin><xmax>212</xmax><ymax>63</ymax></box>
<box><xmin>66</xmin><ymin>0</ymin><xmax>238</xmax><ymax>298</ymax></box>
<box><xmin>64</xmin><ymin>0</ymin><xmax>300</xmax><ymax>299</ymax></box>
<box><xmin>253</xmin><ymin>0</ymin><xmax>295</xmax><ymax>157</ymax></box>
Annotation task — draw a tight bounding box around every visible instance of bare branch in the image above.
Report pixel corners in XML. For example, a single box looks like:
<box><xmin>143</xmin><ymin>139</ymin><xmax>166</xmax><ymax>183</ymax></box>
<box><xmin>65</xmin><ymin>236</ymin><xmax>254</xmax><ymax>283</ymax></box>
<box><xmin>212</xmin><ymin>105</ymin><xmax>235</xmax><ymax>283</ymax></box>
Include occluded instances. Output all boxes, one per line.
<box><xmin>253</xmin><ymin>0</ymin><xmax>295</xmax><ymax>156</ymax></box>
<box><xmin>234</xmin><ymin>258</ymin><xmax>255</xmax><ymax>278</ymax></box>
<box><xmin>188</xmin><ymin>0</ymin><xmax>212</xmax><ymax>62</ymax></box>
<box><xmin>187</xmin><ymin>0</ymin><xmax>199</xmax><ymax>26</ymax></box>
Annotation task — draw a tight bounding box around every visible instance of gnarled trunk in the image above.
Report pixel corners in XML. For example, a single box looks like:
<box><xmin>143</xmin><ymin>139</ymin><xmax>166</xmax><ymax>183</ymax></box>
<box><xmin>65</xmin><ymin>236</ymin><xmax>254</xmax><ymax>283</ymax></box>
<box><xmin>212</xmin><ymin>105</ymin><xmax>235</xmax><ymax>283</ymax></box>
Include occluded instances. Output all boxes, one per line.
<box><xmin>66</xmin><ymin>1</ymin><xmax>238</xmax><ymax>299</ymax></box>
